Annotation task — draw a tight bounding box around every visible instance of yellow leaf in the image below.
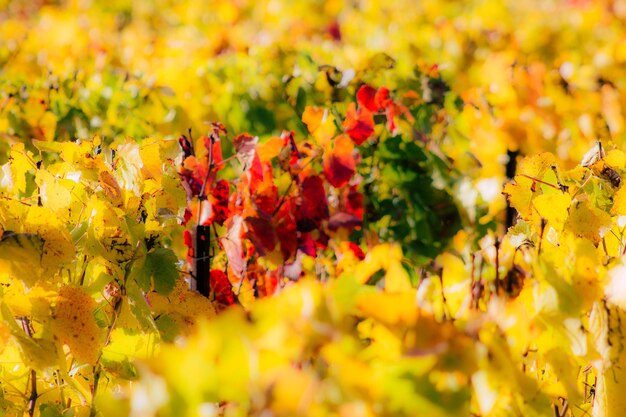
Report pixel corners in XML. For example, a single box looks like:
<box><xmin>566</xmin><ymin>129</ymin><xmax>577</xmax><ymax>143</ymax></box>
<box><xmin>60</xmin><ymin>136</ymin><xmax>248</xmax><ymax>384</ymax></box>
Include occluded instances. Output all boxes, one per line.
<box><xmin>572</xmin><ymin>239</ymin><xmax>603</xmax><ymax>311</ymax></box>
<box><xmin>532</xmin><ymin>192</ymin><xmax>571</xmax><ymax>231</ymax></box>
<box><xmin>98</xmin><ymin>170</ymin><xmax>124</xmax><ymax>207</ymax></box>
<box><xmin>605</xmin><ymin>149</ymin><xmax>626</xmax><ymax>170</ymax></box>
<box><xmin>0</xmin><ymin>232</ymin><xmax>45</xmax><ymax>286</ymax></box>
<box><xmin>503</xmin><ymin>176</ymin><xmax>534</xmax><ymax>219</ymax></box>
<box><xmin>148</xmin><ymin>279</ymin><xmax>216</xmax><ymax>331</ymax></box>
<box><xmin>567</xmin><ymin>200</ymin><xmax>612</xmax><ymax>244</ymax></box>
<box><xmin>51</xmin><ymin>286</ymin><xmax>101</xmax><ymax>365</ymax></box>
<box><xmin>270</xmin><ymin>367</ymin><xmax>317</xmax><ymax>415</ymax></box>
<box><xmin>0</xmin><ymin>322</ymin><xmax>9</xmax><ymax>354</ymax></box>
<box><xmin>88</xmin><ymin>199</ymin><xmax>134</xmax><ymax>263</ymax></box>
<box><xmin>354</xmin><ymin>244</ymin><xmax>403</xmax><ymax>284</ymax></box>
<box><xmin>257</xmin><ymin>136</ymin><xmax>284</xmax><ymax>163</ymax></box>
<box><xmin>517</xmin><ymin>152</ymin><xmax>557</xmax><ymax>178</ymax></box>
<box><xmin>356</xmin><ymin>292</ymin><xmax>419</xmax><ymax>326</ymax></box>
<box><xmin>35</xmin><ymin>169</ymin><xmax>73</xmax><ymax>214</ymax></box>
<box><xmin>9</xmin><ymin>143</ymin><xmax>35</xmax><ymax>194</ymax></box>
<box><xmin>384</xmin><ymin>261</ymin><xmax>412</xmax><ymax>293</ymax></box>
<box><xmin>1</xmin><ymin>303</ymin><xmax>59</xmax><ymax>371</ymax></box>
<box><xmin>611</xmin><ymin>186</ymin><xmax>626</xmax><ymax>215</ymax></box>
<box><xmin>140</xmin><ymin>140</ymin><xmax>163</xmax><ymax>182</ymax></box>
<box><xmin>25</xmin><ymin>207</ymin><xmax>74</xmax><ymax>275</ymax></box>
<box><xmin>302</xmin><ymin>106</ymin><xmax>336</xmax><ymax>147</ymax></box>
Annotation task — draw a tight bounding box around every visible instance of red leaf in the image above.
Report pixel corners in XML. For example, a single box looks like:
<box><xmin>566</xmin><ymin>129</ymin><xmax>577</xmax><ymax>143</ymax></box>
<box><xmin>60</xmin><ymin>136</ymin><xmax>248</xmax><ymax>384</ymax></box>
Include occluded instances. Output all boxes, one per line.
<box><xmin>196</xmin><ymin>122</ymin><xmax>226</xmax><ymax>169</ymax></box>
<box><xmin>345</xmin><ymin>186</ymin><xmax>364</xmax><ymax>220</ymax></box>
<box><xmin>183</xmin><ymin>229</ymin><xmax>193</xmax><ymax>248</ymax></box>
<box><xmin>357</xmin><ymin>85</ymin><xmax>378</xmax><ymax>112</ymax></box>
<box><xmin>210</xmin><ymin>269</ymin><xmax>237</xmax><ymax>307</ymax></box>
<box><xmin>233</xmin><ymin>133</ymin><xmax>258</xmax><ymax>169</ymax></box>
<box><xmin>324</xmin><ymin>134</ymin><xmax>356</xmax><ymax>188</ymax></box>
<box><xmin>343</xmin><ymin>102</ymin><xmax>374</xmax><ymax>145</ymax></box>
<box><xmin>298</xmin><ymin>233</ymin><xmax>317</xmax><ymax>256</ymax></box>
<box><xmin>327</xmin><ymin>20</ymin><xmax>342</xmax><ymax>41</ymax></box>
<box><xmin>276</xmin><ymin>213</ymin><xmax>297</xmax><ymax>261</ymax></box>
<box><xmin>296</xmin><ymin>175</ymin><xmax>329</xmax><ymax>232</ymax></box>
<box><xmin>182</xmin><ymin>208</ymin><xmax>193</xmax><ymax>225</ymax></box>
<box><xmin>179</xmin><ymin>156</ymin><xmax>205</xmax><ymax>198</ymax></box>
<box><xmin>348</xmin><ymin>242</ymin><xmax>365</xmax><ymax>260</ymax></box>
<box><xmin>282</xmin><ymin>130</ymin><xmax>301</xmax><ymax>167</ymax></box>
<box><xmin>327</xmin><ymin>212</ymin><xmax>362</xmax><ymax>231</ymax></box>
<box><xmin>245</xmin><ymin>216</ymin><xmax>277</xmax><ymax>255</ymax></box>
<box><xmin>183</xmin><ymin>229</ymin><xmax>194</xmax><ymax>261</ymax></box>
<box><xmin>221</xmin><ymin>215</ymin><xmax>246</xmax><ymax>278</ymax></box>
<box><xmin>251</xmin><ymin>161</ymin><xmax>278</xmax><ymax>216</ymax></box>
<box><xmin>255</xmin><ymin>270</ymin><xmax>279</xmax><ymax>297</ymax></box>
<box><xmin>249</xmin><ymin>153</ymin><xmax>264</xmax><ymax>187</ymax></box>
<box><xmin>203</xmin><ymin>135</ymin><xmax>223</xmax><ymax>168</ymax></box>
<box><xmin>374</xmin><ymin>86</ymin><xmax>392</xmax><ymax>110</ymax></box>
<box><xmin>178</xmin><ymin>135</ymin><xmax>194</xmax><ymax>159</ymax></box>
<box><xmin>210</xmin><ymin>180</ymin><xmax>230</xmax><ymax>226</ymax></box>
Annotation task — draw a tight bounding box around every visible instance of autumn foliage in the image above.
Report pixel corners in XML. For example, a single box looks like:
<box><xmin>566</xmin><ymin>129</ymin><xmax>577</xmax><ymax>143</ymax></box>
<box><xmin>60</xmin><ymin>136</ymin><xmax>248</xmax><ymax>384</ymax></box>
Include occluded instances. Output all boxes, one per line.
<box><xmin>4</xmin><ymin>1</ymin><xmax>626</xmax><ymax>417</ymax></box>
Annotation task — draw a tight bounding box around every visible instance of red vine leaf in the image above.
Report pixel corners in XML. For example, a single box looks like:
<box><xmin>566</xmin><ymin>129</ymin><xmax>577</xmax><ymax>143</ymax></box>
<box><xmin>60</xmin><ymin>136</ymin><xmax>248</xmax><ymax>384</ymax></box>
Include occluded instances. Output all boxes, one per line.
<box><xmin>245</xmin><ymin>216</ymin><xmax>277</xmax><ymax>255</ymax></box>
<box><xmin>221</xmin><ymin>215</ymin><xmax>246</xmax><ymax>279</ymax></box>
<box><xmin>323</xmin><ymin>134</ymin><xmax>356</xmax><ymax>188</ymax></box>
<box><xmin>327</xmin><ymin>212</ymin><xmax>362</xmax><ymax>231</ymax></box>
<box><xmin>357</xmin><ymin>85</ymin><xmax>378</xmax><ymax>112</ymax></box>
<box><xmin>233</xmin><ymin>133</ymin><xmax>258</xmax><ymax>169</ymax></box>
<box><xmin>343</xmin><ymin>102</ymin><xmax>374</xmax><ymax>145</ymax></box>
<box><xmin>296</xmin><ymin>175</ymin><xmax>329</xmax><ymax>232</ymax></box>
<box><xmin>209</xmin><ymin>269</ymin><xmax>237</xmax><ymax>309</ymax></box>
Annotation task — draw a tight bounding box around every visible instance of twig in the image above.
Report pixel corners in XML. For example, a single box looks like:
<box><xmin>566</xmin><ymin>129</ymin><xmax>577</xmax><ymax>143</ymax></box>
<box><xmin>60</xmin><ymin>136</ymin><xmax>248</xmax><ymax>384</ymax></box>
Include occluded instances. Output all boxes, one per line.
<box><xmin>517</xmin><ymin>173</ymin><xmax>563</xmax><ymax>191</ymax></box>
<box><xmin>272</xmin><ymin>152</ymin><xmax>321</xmax><ymax>217</ymax></box>
<box><xmin>90</xmin><ymin>295</ymin><xmax>122</xmax><ymax>417</ymax></box>
<box><xmin>20</xmin><ymin>318</ymin><xmax>37</xmax><ymax>417</ymax></box>
<box><xmin>494</xmin><ymin>237</ymin><xmax>500</xmax><ymax>295</ymax></box>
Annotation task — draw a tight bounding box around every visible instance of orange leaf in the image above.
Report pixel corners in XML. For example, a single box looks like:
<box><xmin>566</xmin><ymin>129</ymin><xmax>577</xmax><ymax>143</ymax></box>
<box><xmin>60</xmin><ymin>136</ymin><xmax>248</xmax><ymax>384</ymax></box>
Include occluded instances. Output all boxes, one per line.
<box><xmin>343</xmin><ymin>102</ymin><xmax>374</xmax><ymax>145</ymax></box>
<box><xmin>324</xmin><ymin>134</ymin><xmax>356</xmax><ymax>188</ymax></box>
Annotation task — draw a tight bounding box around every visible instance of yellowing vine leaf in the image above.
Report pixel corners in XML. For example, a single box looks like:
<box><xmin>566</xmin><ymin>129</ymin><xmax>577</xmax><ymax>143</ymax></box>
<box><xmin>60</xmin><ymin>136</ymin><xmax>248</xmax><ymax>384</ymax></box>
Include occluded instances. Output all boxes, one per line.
<box><xmin>51</xmin><ymin>286</ymin><xmax>101</xmax><ymax>365</ymax></box>
<box><xmin>9</xmin><ymin>143</ymin><xmax>36</xmax><ymax>194</ymax></box>
<box><xmin>139</xmin><ymin>140</ymin><xmax>163</xmax><ymax>182</ymax></box>
<box><xmin>98</xmin><ymin>170</ymin><xmax>124</xmax><ymax>207</ymax></box>
<box><xmin>26</xmin><ymin>207</ymin><xmax>74</xmax><ymax>273</ymax></box>
<box><xmin>87</xmin><ymin>198</ymin><xmax>135</xmax><ymax>263</ymax></box>
<box><xmin>532</xmin><ymin>192</ymin><xmax>571</xmax><ymax>232</ymax></box>
<box><xmin>35</xmin><ymin>169</ymin><xmax>73</xmax><ymax>214</ymax></box>
<box><xmin>148</xmin><ymin>279</ymin><xmax>216</xmax><ymax>331</ymax></box>
<box><xmin>566</xmin><ymin>200</ymin><xmax>612</xmax><ymax>244</ymax></box>
<box><xmin>503</xmin><ymin>176</ymin><xmax>534</xmax><ymax>219</ymax></box>
<box><xmin>611</xmin><ymin>186</ymin><xmax>626</xmax><ymax>215</ymax></box>
<box><xmin>517</xmin><ymin>152</ymin><xmax>557</xmax><ymax>178</ymax></box>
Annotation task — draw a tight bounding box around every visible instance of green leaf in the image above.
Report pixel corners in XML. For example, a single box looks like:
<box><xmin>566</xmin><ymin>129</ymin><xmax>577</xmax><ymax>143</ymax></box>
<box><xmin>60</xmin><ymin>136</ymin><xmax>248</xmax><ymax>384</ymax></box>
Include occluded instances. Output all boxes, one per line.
<box><xmin>39</xmin><ymin>404</ymin><xmax>63</xmax><ymax>417</ymax></box>
<box><xmin>155</xmin><ymin>314</ymin><xmax>180</xmax><ymax>343</ymax></box>
<box><xmin>295</xmin><ymin>87</ymin><xmax>307</xmax><ymax>116</ymax></box>
<box><xmin>135</xmin><ymin>248</ymin><xmax>179</xmax><ymax>295</ymax></box>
